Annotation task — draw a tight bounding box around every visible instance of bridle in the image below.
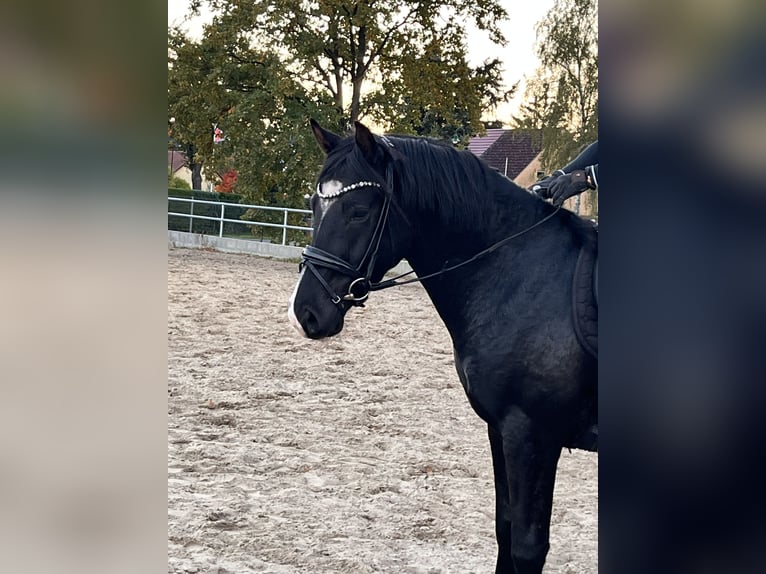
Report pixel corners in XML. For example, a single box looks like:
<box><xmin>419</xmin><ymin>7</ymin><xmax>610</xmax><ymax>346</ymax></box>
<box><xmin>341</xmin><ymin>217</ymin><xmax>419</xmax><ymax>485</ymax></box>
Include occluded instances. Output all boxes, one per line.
<box><xmin>300</xmin><ymin>176</ymin><xmax>394</xmax><ymax>307</ymax></box>
<box><xmin>300</xmin><ymin>159</ymin><xmax>562</xmax><ymax>308</ymax></box>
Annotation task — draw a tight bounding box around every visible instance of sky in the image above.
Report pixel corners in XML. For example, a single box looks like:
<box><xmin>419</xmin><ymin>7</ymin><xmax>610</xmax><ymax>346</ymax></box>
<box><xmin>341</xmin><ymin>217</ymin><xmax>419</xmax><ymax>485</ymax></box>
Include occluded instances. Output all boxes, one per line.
<box><xmin>167</xmin><ymin>0</ymin><xmax>555</xmax><ymax>124</ymax></box>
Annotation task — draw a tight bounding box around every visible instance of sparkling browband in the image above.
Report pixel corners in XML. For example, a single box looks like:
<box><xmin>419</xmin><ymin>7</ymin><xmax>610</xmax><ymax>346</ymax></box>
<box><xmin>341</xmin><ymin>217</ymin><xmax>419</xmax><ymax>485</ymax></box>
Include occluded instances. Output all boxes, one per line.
<box><xmin>316</xmin><ymin>181</ymin><xmax>382</xmax><ymax>199</ymax></box>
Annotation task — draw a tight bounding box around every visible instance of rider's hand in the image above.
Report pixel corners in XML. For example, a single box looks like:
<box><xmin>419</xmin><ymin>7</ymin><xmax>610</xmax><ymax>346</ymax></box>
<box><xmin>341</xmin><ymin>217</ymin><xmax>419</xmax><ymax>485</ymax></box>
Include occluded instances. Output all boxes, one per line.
<box><xmin>549</xmin><ymin>170</ymin><xmax>592</xmax><ymax>207</ymax></box>
<box><xmin>530</xmin><ymin>170</ymin><xmax>564</xmax><ymax>199</ymax></box>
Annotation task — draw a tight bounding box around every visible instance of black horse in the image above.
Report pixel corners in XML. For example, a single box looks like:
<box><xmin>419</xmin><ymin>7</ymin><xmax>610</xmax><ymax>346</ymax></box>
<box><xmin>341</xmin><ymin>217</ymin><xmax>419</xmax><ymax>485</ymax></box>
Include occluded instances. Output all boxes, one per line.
<box><xmin>288</xmin><ymin>120</ymin><xmax>597</xmax><ymax>574</ymax></box>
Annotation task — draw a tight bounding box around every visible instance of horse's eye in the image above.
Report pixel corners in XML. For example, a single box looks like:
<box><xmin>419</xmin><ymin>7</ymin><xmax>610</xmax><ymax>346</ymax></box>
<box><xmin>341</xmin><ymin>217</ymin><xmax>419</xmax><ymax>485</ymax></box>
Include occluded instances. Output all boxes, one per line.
<box><xmin>348</xmin><ymin>206</ymin><xmax>369</xmax><ymax>222</ymax></box>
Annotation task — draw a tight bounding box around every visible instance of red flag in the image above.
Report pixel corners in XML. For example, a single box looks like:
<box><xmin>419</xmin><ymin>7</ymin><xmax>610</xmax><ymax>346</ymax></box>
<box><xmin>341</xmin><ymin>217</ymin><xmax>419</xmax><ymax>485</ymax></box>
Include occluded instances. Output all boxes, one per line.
<box><xmin>213</xmin><ymin>124</ymin><xmax>225</xmax><ymax>144</ymax></box>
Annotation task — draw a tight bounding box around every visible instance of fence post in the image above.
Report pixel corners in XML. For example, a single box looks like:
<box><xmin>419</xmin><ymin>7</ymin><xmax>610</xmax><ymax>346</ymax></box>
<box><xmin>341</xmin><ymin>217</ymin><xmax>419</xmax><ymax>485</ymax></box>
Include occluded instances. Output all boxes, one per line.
<box><xmin>219</xmin><ymin>203</ymin><xmax>225</xmax><ymax>237</ymax></box>
<box><xmin>282</xmin><ymin>210</ymin><xmax>288</xmax><ymax>245</ymax></box>
<box><xmin>189</xmin><ymin>197</ymin><xmax>194</xmax><ymax>233</ymax></box>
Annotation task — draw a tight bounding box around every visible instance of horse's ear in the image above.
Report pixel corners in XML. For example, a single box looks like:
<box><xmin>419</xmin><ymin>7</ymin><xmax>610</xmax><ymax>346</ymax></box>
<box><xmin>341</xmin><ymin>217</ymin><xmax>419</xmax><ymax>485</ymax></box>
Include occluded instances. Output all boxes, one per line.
<box><xmin>310</xmin><ymin>119</ymin><xmax>341</xmax><ymax>155</ymax></box>
<box><xmin>354</xmin><ymin>121</ymin><xmax>377</xmax><ymax>161</ymax></box>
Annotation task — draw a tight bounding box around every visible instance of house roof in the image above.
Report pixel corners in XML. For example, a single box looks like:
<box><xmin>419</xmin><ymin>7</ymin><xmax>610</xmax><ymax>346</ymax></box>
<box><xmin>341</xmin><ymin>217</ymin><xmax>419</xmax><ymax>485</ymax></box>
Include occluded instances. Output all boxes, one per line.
<box><xmin>468</xmin><ymin>129</ymin><xmax>543</xmax><ymax>179</ymax></box>
<box><xmin>466</xmin><ymin>129</ymin><xmax>507</xmax><ymax>156</ymax></box>
<box><xmin>168</xmin><ymin>150</ymin><xmax>188</xmax><ymax>174</ymax></box>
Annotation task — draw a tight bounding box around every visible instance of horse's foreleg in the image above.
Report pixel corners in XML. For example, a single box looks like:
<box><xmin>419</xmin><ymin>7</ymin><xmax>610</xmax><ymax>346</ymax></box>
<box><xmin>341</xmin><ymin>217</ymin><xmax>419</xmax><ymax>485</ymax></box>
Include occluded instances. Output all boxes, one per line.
<box><xmin>489</xmin><ymin>425</ymin><xmax>513</xmax><ymax>573</ymax></box>
<box><xmin>501</xmin><ymin>410</ymin><xmax>562</xmax><ymax>574</ymax></box>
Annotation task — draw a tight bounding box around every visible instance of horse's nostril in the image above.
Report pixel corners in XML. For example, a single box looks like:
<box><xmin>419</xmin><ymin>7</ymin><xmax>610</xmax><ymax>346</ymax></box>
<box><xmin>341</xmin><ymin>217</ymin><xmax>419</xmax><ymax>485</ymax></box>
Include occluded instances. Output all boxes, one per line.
<box><xmin>301</xmin><ymin>307</ymin><xmax>321</xmax><ymax>338</ymax></box>
<box><xmin>297</xmin><ymin>305</ymin><xmax>343</xmax><ymax>339</ymax></box>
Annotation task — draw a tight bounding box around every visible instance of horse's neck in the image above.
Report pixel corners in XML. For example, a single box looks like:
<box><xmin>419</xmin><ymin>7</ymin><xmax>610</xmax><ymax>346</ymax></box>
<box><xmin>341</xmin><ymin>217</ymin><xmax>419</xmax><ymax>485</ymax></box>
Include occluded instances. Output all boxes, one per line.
<box><xmin>402</xmin><ymin>188</ymin><xmax>570</xmax><ymax>341</ymax></box>
<box><xmin>404</xmin><ymin>183</ymin><xmax>551</xmax><ymax>278</ymax></box>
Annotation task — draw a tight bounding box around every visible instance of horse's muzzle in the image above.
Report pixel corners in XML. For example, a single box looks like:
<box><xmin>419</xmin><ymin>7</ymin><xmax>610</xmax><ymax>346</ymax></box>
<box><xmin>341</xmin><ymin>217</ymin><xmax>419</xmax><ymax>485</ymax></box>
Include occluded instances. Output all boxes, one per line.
<box><xmin>292</xmin><ymin>303</ymin><xmax>344</xmax><ymax>339</ymax></box>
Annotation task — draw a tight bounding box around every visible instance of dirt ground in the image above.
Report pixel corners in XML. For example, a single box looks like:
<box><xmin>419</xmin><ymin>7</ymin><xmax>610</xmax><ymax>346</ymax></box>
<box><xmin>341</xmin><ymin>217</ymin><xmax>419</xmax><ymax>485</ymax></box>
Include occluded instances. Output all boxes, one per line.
<box><xmin>168</xmin><ymin>247</ymin><xmax>597</xmax><ymax>574</ymax></box>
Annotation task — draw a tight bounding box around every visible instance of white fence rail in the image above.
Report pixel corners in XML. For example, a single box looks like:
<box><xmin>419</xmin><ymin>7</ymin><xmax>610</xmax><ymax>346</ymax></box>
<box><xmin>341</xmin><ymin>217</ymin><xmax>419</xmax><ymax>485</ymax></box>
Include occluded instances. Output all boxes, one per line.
<box><xmin>168</xmin><ymin>196</ymin><xmax>313</xmax><ymax>246</ymax></box>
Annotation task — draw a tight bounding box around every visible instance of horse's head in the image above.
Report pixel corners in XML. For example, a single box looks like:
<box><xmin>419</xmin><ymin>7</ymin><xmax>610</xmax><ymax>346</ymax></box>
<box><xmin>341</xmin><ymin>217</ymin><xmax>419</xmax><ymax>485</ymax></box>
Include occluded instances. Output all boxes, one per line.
<box><xmin>288</xmin><ymin>120</ymin><xmax>412</xmax><ymax>339</ymax></box>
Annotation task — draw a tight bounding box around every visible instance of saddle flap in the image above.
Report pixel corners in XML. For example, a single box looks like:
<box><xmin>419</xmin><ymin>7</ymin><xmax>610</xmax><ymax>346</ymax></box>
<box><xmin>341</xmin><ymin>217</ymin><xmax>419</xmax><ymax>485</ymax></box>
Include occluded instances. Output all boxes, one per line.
<box><xmin>572</xmin><ymin>245</ymin><xmax>598</xmax><ymax>358</ymax></box>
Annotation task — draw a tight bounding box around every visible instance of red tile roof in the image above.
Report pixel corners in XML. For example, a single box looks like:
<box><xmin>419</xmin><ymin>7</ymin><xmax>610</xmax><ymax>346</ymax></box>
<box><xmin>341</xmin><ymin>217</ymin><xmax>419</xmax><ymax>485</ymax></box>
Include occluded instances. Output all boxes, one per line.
<box><xmin>468</xmin><ymin>129</ymin><xmax>543</xmax><ymax>179</ymax></box>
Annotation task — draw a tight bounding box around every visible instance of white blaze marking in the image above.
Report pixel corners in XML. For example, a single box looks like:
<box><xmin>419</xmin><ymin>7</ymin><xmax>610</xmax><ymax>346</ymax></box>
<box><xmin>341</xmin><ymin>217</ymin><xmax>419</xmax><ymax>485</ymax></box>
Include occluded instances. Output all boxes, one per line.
<box><xmin>288</xmin><ymin>179</ymin><xmax>345</xmax><ymax>337</ymax></box>
<box><xmin>315</xmin><ymin>180</ymin><xmax>344</xmax><ymax>233</ymax></box>
<box><xmin>320</xmin><ymin>179</ymin><xmax>343</xmax><ymax>197</ymax></box>
<box><xmin>287</xmin><ymin>269</ymin><xmax>309</xmax><ymax>338</ymax></box>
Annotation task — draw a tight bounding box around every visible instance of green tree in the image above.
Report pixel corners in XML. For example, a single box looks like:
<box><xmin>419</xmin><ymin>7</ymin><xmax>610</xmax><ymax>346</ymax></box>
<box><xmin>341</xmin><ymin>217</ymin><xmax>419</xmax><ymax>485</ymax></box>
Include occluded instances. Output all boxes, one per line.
<box><xmin>513</xmin><ymin>0</ymin><xmax>598</xmax><ymax>172</ymax></box>
<box><xmin>192</xmin><ymin>0</ymin><xmax>510</xmax><ymax>133</ymax></box>
<box><xmin>370</xmin><ymin>31</ymin><xmax>514</xmax><ymax>145</ymax></box>
<box><xmin>168</xmin><ymin>26</ymin><xmax>238</xmax><ymax>189</ymax></box>
<box><xmin>170</xmin><ymin>0</ymin><xmax>512</xmax><ymax>208</ymax></box>
<box><xmin>168</xmin><ymin>26</ymin><xmax>336</xmax><ymax>205</ymax></box>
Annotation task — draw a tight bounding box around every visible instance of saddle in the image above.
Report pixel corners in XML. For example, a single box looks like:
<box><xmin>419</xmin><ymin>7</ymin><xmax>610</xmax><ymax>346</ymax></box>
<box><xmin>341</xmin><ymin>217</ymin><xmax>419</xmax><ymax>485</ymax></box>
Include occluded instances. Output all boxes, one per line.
<box><xmin>565</xmin><ymin>244</ymin><xmax>598</xmax><ymax>451</ymax></box>
<box><xmin>572</xmin><ymin>243</ymin><xmax>598</xmax><ymax>359</ymax></box>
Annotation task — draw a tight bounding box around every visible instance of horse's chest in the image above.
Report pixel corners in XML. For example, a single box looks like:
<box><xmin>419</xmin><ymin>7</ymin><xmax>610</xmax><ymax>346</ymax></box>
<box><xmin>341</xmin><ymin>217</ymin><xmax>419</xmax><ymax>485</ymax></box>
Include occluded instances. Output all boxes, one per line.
<box><xmin>454</xmin><ymin>353</ymin><xmax>509</xmax><ymax>424</ymax></box>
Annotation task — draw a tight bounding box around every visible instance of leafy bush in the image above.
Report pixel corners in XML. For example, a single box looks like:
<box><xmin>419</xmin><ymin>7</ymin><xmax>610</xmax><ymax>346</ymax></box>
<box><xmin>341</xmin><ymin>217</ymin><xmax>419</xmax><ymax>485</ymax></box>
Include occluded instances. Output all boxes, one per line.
<box><xmin>215</xmin><ymin>170</ymin><xmax>238</xmax><ymax>193</ymax></box>
<box><xmin>168</xmin><ymin>173</ymin><xmax>191</xmax><ymax>190</ymax></box>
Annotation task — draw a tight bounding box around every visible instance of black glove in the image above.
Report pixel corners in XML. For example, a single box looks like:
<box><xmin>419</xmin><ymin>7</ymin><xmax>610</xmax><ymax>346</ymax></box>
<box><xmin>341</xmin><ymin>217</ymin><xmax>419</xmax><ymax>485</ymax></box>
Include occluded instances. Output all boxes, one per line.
<box><xmin>549</xmin><ymin>170</ymin><xmax>591</xmax><ymax>207</ymax></box>
<box><xmin>530</xmin><ymin>170</ymin><xmax>565</xmax><ymax>199</ymax></box>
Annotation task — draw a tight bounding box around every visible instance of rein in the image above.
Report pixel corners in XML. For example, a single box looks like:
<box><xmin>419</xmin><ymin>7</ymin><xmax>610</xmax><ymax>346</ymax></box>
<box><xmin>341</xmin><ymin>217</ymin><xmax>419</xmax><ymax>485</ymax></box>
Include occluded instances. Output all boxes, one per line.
<box><xmin>301</xmin><ymin>166</ymin><xmax>561</xmax><ymax>307</ymax></box>
<box><xmin>370</xmin><ymin>205</ymin><xmax>562</xmax><ymax>292</ymax></box>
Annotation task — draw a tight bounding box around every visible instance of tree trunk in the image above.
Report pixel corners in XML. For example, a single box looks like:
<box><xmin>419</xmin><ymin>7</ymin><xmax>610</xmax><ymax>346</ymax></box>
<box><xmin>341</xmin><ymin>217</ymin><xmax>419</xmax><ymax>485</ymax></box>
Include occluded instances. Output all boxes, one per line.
<box><xmin>350</xmin><ymin>78</ymin><xmax>363</xmax><ymax>123</ymax></box>
<box><xmin>350</xmin><ymin>26</ymin><xmax>367</xmax><ymax>124</ymax></box>
<box><xmin>191</xmin><ymin>163</ymin><xmax>203</xmax><ymax>191</ymax></box>
<box><xmin>333</xmin><ymin>66</ymin><xmax>345</xmax><ymax>125</ymax></box>
<box><xmin>187</xmin><ymin>143</ymin><xmax>203</xmax><ymax>190</ymax></box>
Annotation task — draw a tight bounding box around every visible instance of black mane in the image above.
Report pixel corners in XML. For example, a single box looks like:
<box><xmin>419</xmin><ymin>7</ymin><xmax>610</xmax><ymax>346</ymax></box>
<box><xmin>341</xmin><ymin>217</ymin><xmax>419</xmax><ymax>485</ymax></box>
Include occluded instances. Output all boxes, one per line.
<box><xmin>388</xmin><ymin>135</ymin><xmax>596</xmax><ymax>248</ymax></box>
<box><xmin>318</xmin><ymin>132</ymin><xmax>595</xmax><ymax>247</ymax></box>
<box><xmin>389</xmin><ymin>135</ymin><xmax>537</xmax><ymax>227</ymax></box>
